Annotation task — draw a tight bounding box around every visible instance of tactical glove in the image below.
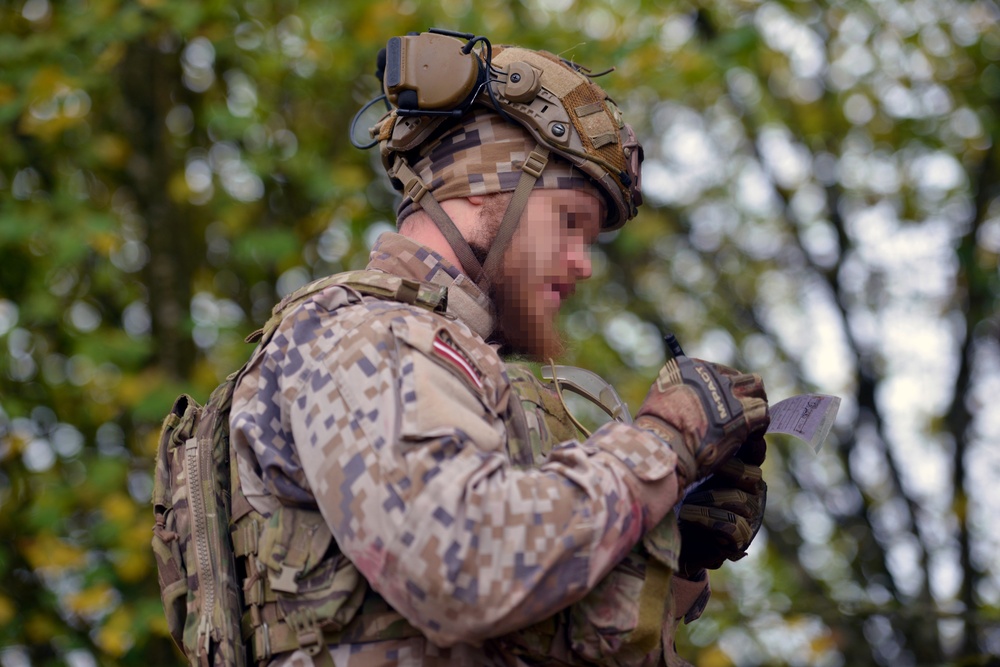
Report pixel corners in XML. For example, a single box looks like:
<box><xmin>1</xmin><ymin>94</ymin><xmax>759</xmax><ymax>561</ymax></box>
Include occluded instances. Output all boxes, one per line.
<box><xmin>678</xmin><ymin>437</ymin><xmax>767</xmax><ymax>571</ymax></box>
<box><xmin>634</xmin><ymin>357</ymin><xmax>768</xmax><ymax>489</ymax></box>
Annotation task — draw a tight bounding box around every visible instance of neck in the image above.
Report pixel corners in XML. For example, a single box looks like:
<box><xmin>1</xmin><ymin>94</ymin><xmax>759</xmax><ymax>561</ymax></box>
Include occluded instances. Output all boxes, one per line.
<box><xmin>398</xmin><ymin>197</ymin><xmax>485</xmax><ymax>277</ymax></box>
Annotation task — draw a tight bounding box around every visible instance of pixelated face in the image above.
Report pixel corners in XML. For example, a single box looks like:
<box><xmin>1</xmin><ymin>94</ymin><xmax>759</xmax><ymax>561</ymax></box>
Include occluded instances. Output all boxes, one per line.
<box><xmin>493</xmin><ymin>188</ymin><xmax>604</xmax><ymax>359</ymax></box>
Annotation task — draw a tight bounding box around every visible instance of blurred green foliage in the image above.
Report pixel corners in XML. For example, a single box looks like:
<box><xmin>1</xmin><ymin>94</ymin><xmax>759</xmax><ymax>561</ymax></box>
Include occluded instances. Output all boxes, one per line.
<box><xmin>1</xmin><ymin>0</ymin><xmax>998</xmax><ymax>665</ymax></box>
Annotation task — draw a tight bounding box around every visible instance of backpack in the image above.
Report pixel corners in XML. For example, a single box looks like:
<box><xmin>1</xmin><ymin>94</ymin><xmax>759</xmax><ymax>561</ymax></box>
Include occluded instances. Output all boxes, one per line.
<box><xmin>150</xmin><ymin>271</ymin><xmax>448</xmax><ymax>666</ymax></box>
<box><xmin>152</xmin><ymin>375</ymin><xmax>247</xmax><ymax>666</ymax></box>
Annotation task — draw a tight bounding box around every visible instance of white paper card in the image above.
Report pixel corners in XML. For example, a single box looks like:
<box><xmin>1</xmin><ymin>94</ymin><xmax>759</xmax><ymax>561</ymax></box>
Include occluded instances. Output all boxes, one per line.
<box><xmin>767</xmin><ymin>394</ymin><xmax>841</xmax><ymax>452</ymax></box>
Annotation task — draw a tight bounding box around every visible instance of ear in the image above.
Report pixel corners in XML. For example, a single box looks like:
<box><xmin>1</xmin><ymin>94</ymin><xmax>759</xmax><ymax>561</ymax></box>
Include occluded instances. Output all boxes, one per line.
<box><xmin>466</xmin><ymin>195</ymin><xmax>486</xmax><ymax>206</ymax></box>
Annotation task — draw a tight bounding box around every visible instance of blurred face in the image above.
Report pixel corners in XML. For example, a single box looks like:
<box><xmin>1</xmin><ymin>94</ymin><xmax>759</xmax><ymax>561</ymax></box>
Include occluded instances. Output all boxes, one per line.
<box><xmin>491</xmin><ymin>188</ymin><xmax>603</xmax><ymax>360</ymax></box>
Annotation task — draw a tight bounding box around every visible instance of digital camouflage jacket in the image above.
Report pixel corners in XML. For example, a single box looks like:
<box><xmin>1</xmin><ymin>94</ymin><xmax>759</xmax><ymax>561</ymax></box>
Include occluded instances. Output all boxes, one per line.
<box><xmin>229</xmin><ymin>233</ymin><xmax>708</xmax><ymax>666</ymax></box>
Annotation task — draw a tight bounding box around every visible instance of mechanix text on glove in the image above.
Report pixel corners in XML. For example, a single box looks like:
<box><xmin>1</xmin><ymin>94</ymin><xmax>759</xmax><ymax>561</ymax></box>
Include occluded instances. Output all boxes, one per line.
<box><xmin>634</xmin><ymin>356</ymin><xmax>769</xmax><ymax>489</ymax></box>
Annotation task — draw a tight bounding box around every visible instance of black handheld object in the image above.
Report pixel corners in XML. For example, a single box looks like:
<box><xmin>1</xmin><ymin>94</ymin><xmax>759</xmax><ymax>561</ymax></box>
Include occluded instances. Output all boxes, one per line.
<box><xmin>664</xmin><ymin>333</ymin><xmax>685</xmax><ymax>359</ymax></box>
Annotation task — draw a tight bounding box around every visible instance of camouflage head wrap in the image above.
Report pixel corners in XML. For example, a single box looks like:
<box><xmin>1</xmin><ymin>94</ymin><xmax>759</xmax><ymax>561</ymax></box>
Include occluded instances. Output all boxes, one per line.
<box><xmin>396</xmin><ymin>108</ymin><xmax>604</xmax><ymax>223</ymax></box>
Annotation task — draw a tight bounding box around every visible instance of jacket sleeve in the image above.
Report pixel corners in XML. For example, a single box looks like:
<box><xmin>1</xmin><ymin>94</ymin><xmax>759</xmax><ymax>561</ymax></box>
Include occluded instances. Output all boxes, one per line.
<box><xmin>277</xmin><ymin>304</ymin><xmax>685</xmax><ymax>647</ymax></box>
<box><xmin>493</xmin><ymin>362</ymin><xmax>712</xmax><ymax>665</ymax></box>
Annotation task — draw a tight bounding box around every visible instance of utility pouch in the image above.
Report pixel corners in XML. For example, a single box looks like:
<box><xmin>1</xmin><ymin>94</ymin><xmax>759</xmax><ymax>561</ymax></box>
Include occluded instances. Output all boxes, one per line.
<box><xmin>257</xmin><ymin>505</ymin><xmax>366</xmax><ymax>631</ymax></box>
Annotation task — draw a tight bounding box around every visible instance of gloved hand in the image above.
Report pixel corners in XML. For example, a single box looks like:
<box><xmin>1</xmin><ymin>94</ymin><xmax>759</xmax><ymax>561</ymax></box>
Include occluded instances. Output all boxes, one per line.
<box><xmin>678</xmin><ymin>436</ymin><xmax>767</xmax><ymax>572</ymax></box>
<box><xmin>634</xmin><ymin>357</ymin><xmax>768</xmax><ymax>489</ymax></box>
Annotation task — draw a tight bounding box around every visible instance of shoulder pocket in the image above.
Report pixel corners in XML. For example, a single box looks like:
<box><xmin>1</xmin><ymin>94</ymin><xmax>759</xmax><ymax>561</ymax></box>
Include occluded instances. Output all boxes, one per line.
<box><xmin>393</xmin><ymin>321</ymin><xmax>504</xmax><ymax>452</ymax></box>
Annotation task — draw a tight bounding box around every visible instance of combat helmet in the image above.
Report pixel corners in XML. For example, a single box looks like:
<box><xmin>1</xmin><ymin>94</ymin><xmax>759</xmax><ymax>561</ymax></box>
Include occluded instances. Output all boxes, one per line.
<box><xmin>352</xmin><ymin>28</ymin><xmax>643</xmax><ymax>291</ymax></box>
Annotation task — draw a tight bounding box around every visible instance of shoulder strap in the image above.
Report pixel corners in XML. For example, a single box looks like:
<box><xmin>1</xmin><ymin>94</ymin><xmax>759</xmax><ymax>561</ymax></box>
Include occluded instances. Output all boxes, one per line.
<box><xmin>245</xmin><ymin>270</ymin><xmax>449</xmax><ymax>344</ymax></box>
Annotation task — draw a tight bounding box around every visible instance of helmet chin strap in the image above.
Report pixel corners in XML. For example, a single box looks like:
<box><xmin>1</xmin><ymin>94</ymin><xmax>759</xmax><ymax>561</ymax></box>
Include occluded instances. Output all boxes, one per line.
<box><xmin>391</xmin><ymin>146</ymin><xmax>551</xmax><ymax>296</ymax></box>
<box><xmin>478</xmin><ymin>146</ymin><xmax>549</xmax><ymax>293</ymax></box>
<box><xmin>391</xmin><ymin>159</ymin><xmax>486</xmax><ymax>283</ymax></box>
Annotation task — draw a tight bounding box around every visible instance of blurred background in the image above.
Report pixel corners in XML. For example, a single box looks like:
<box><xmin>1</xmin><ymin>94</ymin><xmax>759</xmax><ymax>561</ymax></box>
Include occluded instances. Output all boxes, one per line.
<box><xmin>1</xmin><ymin>0</ymin><xmax>998</xmax><ymax>665</ymax></box>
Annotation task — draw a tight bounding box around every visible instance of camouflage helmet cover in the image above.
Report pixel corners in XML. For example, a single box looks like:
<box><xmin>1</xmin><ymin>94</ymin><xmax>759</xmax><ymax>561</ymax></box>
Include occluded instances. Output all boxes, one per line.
<box><xmin>370</xmin><ymin>33</ymin><xmax>643</xmax><ymax>230</ymax></box>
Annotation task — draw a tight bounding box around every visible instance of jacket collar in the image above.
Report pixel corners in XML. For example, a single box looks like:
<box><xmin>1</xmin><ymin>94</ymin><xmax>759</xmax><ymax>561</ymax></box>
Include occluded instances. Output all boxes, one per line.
<box><xmin>367</xmin><ymin>233</ymin><xmax>495</xmax><ymax>341</ymax></box>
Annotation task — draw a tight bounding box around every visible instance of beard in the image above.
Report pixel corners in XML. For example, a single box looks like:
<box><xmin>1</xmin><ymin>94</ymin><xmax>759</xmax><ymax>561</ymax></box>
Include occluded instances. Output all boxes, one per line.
<box><xmin>469</xmin><ymin>193</ymin><xmax>567</xmax><ymax>361</ymax></box>
<box><xmin>487</xmin><ymin>263</ymin><xmax>567</xmax><ymax>361</ymax></box>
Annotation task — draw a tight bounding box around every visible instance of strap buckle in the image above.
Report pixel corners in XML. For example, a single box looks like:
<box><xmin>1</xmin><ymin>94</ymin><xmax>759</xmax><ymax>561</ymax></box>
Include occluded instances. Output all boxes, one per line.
<box><xmin>394</xmin><ymin>278</ymin><xmax>421</xmax><ymax>305</ymax></box>
<box><xmin>250</xmin><ymin>621</ymin><xmax>272</xmax><ymax>663</ymax></box>
<box><xmin>521</xmin><ymin>148</ymin><xmax>548</xmax><ymax>179</ymax></box>
<box><xmin>404</xmin><ymin>176</ymin><xmax>429</xmax><ymax>203</ymax></box>
<box><xmin>263</xmin><ymin>621</ymin><xmax>272</xmax><ymax>662</ymax></box>
<box><xmin>287</xmin><ymin>610</ymin><xmax>326</xmax><ymax>657</ymax></box>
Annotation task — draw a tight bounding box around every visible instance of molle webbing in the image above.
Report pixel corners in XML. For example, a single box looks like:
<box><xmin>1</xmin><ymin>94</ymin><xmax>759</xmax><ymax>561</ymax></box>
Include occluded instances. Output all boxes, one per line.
<box><xmin>503</xmin><ymin>363</ymin><xmax>579</xmax><ymax>467</ymax></box>
<box><xmin>231</xmin><ymin>511</ymin><xmax>420</xmax><ymax>665</ymax></box>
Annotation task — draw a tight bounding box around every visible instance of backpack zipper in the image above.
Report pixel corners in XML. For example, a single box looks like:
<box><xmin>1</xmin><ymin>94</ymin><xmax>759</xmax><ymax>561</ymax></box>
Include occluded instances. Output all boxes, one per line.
<box><xmin>185</xmin><ymin>436</ymin><xmax>216</xmax><ymax>659</ymax></box>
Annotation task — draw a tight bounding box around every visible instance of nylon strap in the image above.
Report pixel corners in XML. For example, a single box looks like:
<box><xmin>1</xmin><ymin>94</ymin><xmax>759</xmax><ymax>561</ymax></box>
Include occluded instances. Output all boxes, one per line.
<box><xmin>391</xmin><ymin>159</ymin><xmax>486</xmax><ymax>285</ymax></box>
<box><xmin>620</xmin><ymin>558</ymin><xmax>672</xmax><ymax>661</ymax></box>
<box><xmin>244</xmin><ymin>270</ymin><xmax>449</xmax><ymax>344</ymax></box>
<box><xmin>244</xmin><ymin>607</ymin><xmax>423</xmax><ymax>664</ymax></box>
<box><xmin>478</xmin><ymin>147</ymin><xmax>550</xmax><ymax>293</ymax></box>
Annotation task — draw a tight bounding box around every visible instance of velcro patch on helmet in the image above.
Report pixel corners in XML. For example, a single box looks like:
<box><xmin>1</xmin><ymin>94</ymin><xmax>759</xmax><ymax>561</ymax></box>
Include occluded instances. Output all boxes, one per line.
<box><xmin>495</xmin><ymin>48</ymin><xmax>582</xmax><ymax>97</ymax></box>
<box><xmin>575</xmin><ymin>102</ymin><xmax>618</xmax><ymax>148</ymax></box>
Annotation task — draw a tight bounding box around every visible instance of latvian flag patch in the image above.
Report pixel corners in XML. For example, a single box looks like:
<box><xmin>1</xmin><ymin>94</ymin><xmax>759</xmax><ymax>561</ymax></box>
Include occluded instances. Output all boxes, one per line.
<box><xmin>432</xmin><ymin>331</ymin><xmax>484</xmax><ymax>391</ymax></box>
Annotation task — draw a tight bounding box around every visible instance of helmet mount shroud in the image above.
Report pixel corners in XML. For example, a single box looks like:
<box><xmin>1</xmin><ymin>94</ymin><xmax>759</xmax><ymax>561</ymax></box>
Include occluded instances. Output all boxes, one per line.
<box><xmin>351</xmin><ymin>28</ymin><xmax>644</xmax><ymax>294</ymax></box>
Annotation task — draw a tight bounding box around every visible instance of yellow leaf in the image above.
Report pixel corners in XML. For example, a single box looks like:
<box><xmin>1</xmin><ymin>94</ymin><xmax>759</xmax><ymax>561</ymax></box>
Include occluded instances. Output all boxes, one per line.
<box><xmin>89</xmin><ymin>231</ymin><xmax>117</xmax><ymax>257</ymax></box>
<box><xmin>21</xmin><ymin>534</ymin><xmax>87</xmax><ymax>571</ymax></box>
<box><xmin>18</xmin><ymin>66</ymin><xmax>85</xmax><ymax>141</ymax></box>
<box><xmin>168</xmin><ymin>170</ymin><xmax>192</xmax><ymax>203</ymax></box>
<box><xmin>0</xmin><ymin>83</ymin><xmax>16</xmax><ymax>105</ymax></box>
<box><xmin>114</xmin><ymin>548</ymin><xmax>152</xmax><ymax>583</ymax></box>
<box><xmin>25</xmin><ymin>613</ymin><xmax>60</xmax><ymax>643</ymax></box>
<box><xmin>0</xmin><ymin>595</ymin><xmax>15</xmax><ymax>626</ymax></box>
<box><xmin>117</xmin><ymin>368</ymin><xmax>163</xmax><ymax>408</ymax></box>
<box><xmin>95</xmin><ymin>42</ymin><xmax>126</xmax><ymax>72</ymax></box>
<box><xmin>113</xmin><ymin>523</ymin><xmax>156</xmax><ymax>582</ymax></box>
<box><xmin>19</xmin><ymin>109</ymin><xmax>80</xmax><ymax>142</ymax></box>
<box><xmin>331</xmin><ymin>164</ymin><xmax>368</xmax><ymax>191</ymax></box>
<box><xmin>101</xmin><ymin>492</ymin><xmax>137</xmax><ymax>525</ymax></box>
<box><xmin>142</xmin><ymin>428</ymin><xmax>160</xmax><ymax>455</ymax></box>
<box><xmin>811</xmin><ymin>632</ymin><xmax>838</xmax><ymax>655</ymax></box>
<box><xmin>1</xmin><ymin>432</ymin><xmax>27</xmax><ymax>460</ymax></box>
<box><xmin>116</xmin><ymin>551</ymin><xmax>152</xmax><ymax>583</ymax></box>
<box><xmin>67</xmin><ymin>583</ymin><xmax>115</xmax><ymax>617</ymax></box>
<box><xmin>92</xmin><ymin>134</ymin><xmax>131</xmax><ymax>168</ymax></box>
<box><xmin>150</xmin><ymin>612</ymin><xmax>171</xmax><ymax>637</ymax></box>
<box><xmin>27</xmin><ymin>65</ymin><xmax>70</xmax><ymax>98</ymax></box>
<box><xmin>96</xmin><ymin>607</ymin><xmax>134</xmax><ymax>657</ymax></box>
<box><xmin>696</xmin><ymin>646</ymin><xmax>734</xmax><ymax>667</ymax></box>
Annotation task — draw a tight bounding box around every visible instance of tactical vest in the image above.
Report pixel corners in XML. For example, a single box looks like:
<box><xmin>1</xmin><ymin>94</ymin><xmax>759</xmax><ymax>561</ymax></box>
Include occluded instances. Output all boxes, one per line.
<box><xmin>155</xmin><ymin>269</ymin><xmax>685</xmax><ymax>666</ymax></box>
<box><xmin>228</xmin><ymin>276</ymin><xmax>605</xmax><ymax>664</ymax></box>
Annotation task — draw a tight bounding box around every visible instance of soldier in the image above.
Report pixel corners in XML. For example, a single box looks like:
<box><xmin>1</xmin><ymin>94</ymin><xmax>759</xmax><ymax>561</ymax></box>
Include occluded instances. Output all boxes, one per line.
<box><xmin>228</xmin><ymin>30</ymin><xmax>769</xmax><ymax>666</ymax></box>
